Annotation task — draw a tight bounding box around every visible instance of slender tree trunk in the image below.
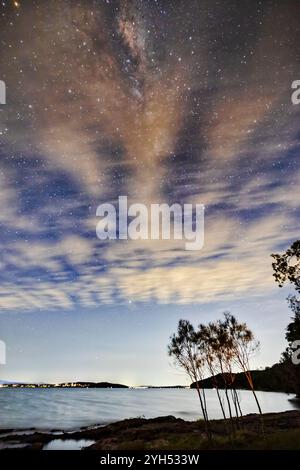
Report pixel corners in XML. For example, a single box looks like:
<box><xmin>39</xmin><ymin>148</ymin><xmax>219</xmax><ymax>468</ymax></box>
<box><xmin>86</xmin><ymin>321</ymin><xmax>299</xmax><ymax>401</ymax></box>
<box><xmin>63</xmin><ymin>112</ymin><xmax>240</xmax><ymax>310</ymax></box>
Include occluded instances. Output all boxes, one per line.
<box><xmin>216</xmin><ymin>385</ymin><xmax>227</xmax><ymax>420</ymax></box>
<box><xmin>225</xmin><ymin>382</ymin><xmax>235</xmax><ymax>430</ymax></box>
<box><xmin>211</xmin><ymin>371</ymin><xmax>228</xmax><ymax>435</ymax></box>
<box><xmin>208</xmin><ymin>363</ymin><xmax>227</xmax><ymax>421</ymax></box>
<box><xmin>230</xmin><ymin>388</ymin><xmax>240</xmax><ymax>428</ymax></box>
<box><xmin>195</xmin><ymin>382</ymin><xmax>211</xmax><ymax>442</ymax></box>
<box><xmin>188</xmin><ymin>355</ymin><xmax>211</xmax><ymax>443</ymax></box>
<box><xmin>219</xmin><ymin>361</ymin><xmax>235</xmax><ymax>434</ymax></box>
<box><xmin>251</xmin><ymin>386</ymin><xmax>265</xmax><ymax>438</ymax></box>
<box><xmin>251</xmin><ymin>387</ymin><xmax>262</xmax><ymax>414</ymax></box>
<box><xmin>244</xmin><ymin>371</ymin><xmax>265</xmax><ymax>439</ymax></box>
<box><xmin>233</xmin><ymin>387</ymin><xmax>243</xmax><ymax>432</ymax></box>
<box><xmin>202</xmin><ymin>388</ymin><xmax>209</xmax><ymax>421</ymax></box>
<box><xmin>234</xmin><ymin>388</ymin><xmax>243</xmax><ymax>418</ymax></box>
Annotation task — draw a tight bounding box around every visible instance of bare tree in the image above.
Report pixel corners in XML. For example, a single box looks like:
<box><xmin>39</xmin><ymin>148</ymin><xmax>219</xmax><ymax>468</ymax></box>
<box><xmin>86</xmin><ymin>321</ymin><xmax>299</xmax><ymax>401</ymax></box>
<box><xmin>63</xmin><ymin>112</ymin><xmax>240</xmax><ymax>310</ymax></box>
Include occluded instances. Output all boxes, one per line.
<box><xmin>168</xmin><ymin>320</ymin><xmax>210</xmax><ymax>439</ymax></box>
<box><xmin>206</xmin><ymin>320</ymin><xmax>236</xmax><ymax>431</ymax></box>
<box><xmin>168</xmin><ymin>314</ymin><xmax>263</xmax><ymax>442</ymax></box>
<box><xmin>223</xmin><ymin>313</ymin><xmax>264</xmax><ymax>436</ymax></box>
<box><xmin>196</xmin><ymin>324</ymin><xmax>227</xmax><ymax>422</ymax></box>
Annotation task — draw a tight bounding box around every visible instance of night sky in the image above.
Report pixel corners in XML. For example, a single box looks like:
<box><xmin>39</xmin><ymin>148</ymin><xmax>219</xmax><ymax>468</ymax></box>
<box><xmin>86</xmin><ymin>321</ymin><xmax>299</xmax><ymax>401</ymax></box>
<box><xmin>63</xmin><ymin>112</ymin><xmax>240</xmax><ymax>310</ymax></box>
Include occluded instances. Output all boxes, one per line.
<box><xmin>0</xmin><ymin>0</ymin><xmax>300</xmax><ymax>385</ymax></box>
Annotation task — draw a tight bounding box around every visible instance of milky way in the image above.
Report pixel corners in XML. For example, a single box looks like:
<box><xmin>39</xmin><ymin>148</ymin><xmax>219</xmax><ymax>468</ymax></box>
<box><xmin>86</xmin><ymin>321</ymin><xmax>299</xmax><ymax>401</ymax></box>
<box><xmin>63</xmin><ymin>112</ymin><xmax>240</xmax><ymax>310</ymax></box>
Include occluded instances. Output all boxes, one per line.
<box><xmin>0</xmin><ymin>0</ymin><xmax>300</xmax><ymax>311</ymax></box>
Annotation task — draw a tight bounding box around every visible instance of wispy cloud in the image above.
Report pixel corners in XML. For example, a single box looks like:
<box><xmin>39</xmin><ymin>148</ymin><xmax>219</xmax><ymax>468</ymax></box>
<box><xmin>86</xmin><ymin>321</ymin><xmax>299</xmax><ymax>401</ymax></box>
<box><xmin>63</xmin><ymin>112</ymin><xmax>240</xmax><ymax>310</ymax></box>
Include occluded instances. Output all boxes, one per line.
<box><xmin>0</xmin><ymin>0</ymin><xmax>299</xmax><ymax>311</ymax></box>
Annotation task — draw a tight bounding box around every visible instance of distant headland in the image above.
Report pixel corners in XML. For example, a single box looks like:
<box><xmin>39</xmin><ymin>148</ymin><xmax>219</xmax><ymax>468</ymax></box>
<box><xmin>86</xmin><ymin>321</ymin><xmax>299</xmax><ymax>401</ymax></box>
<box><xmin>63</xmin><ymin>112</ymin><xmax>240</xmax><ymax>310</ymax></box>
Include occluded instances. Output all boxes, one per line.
<box><xmin>0</xmin><ymin>381</ymin><xmax>188</xmax><ymax>389</ymax></box>
<box><xmin>0</xmin><ymin>381</ymin><xmax>128</xmax><ymax>389</ymax></box>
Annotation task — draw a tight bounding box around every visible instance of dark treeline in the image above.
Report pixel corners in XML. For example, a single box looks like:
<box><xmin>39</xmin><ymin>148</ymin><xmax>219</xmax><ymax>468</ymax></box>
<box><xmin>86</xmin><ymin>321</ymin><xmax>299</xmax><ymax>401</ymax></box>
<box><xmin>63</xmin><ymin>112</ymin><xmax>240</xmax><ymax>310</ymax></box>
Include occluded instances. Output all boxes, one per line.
<box><xmin>272</xmin><ymin>240</ymin><xmax>300</xmax><ymax>398</ymax></box>
<box><xmin>190</xmin><ymin>362</ymin><xmax>297</xmax><ymax>394</ymax></box>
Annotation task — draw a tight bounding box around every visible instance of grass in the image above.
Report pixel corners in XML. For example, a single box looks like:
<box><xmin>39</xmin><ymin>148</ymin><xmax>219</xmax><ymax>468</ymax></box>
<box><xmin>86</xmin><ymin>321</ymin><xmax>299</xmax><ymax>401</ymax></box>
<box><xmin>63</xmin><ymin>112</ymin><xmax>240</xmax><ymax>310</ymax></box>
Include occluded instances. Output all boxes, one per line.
<box><xmin>94</xmin><ymin>428</ymin><xmax>300</xmax><ymax>450</ymax></box>
<box><xmin>103</xmin><ymin>425</ymin><xmax>300</xmax><ymax>450</ymax></box>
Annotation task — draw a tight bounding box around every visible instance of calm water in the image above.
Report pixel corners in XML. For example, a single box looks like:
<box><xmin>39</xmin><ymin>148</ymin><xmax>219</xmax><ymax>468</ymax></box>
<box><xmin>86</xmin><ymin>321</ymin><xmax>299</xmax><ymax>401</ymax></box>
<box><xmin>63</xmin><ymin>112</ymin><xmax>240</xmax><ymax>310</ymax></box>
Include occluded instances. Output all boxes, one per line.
<box><xmin>0</xmin><ymin>388</ymin><xmax>298</xmax><ymax>431</ymax></box>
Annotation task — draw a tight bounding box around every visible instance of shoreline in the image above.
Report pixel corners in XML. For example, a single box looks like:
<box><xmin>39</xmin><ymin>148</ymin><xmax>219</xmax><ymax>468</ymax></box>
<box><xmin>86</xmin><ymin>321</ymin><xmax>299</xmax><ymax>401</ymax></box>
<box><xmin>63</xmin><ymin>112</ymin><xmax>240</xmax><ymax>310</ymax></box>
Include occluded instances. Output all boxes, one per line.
<box><xmin>1</xmin><ymin>410</ymin><xmax>300</xmax><ymax>450</ymax></box>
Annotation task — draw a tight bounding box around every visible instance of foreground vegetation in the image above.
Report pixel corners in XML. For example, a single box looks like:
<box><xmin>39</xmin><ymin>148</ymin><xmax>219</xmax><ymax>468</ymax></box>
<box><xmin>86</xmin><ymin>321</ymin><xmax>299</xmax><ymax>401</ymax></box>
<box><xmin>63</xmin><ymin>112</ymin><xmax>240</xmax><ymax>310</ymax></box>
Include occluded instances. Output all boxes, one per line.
<box><xmin>1</xmin><ymin>411</ymin><xmax>300</xmax><ymax>450</ymax></box>
<box><xmin>86</xmin><ymin>411</ymin><xmax>300</xmax><ymax>450</ymax></box>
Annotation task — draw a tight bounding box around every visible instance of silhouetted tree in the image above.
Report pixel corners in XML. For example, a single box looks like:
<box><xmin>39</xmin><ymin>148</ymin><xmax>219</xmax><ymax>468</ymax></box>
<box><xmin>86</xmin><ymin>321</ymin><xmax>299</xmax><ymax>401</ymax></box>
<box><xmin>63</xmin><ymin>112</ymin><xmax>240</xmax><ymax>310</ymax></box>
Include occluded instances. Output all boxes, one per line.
<box><xmin>168</xmin><ymin>314</ymin><xmax>262</xmax><ymax>441</ymax></box>
<box><xmin>223</xmin><ymin>314</ymin><xmax>261</xmax><ymax>411</ymax></box>
<box><xmin>196</xmin><ymin>324</ymin><xmax>227</xmax><ymax>422</ymax></box>
<box><xmin>272</xmin><ymin>241</ymin><xmax>300</xmax><ymax>397</ymax></box>
<box><xmin>203</xmin><ymin>320</ymin><xmax>235</xmax><ymax>430</ymax></box>
<box><xmin>285</xmin><ymin>296</ymin><xmax>300</xmax><ymax>345</ymax></box>
<box><xmin>168</xmin><ymin>320</ymin><xmax>210</xmax><ymax>439</ymax></box>
<box><xmin>272</xmin><ymin>240</ymin><xmax>300</xmax><ymax>292</ymax></box>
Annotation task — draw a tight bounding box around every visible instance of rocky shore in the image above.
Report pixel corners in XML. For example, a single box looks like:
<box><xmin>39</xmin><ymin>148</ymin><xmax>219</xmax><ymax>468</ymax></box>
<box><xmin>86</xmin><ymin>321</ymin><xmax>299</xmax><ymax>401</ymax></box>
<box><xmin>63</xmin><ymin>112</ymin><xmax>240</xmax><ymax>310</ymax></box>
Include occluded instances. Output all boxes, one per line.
<box><xmin>1</xmin><ymin>410</ymin><xmax>300</xmax><ymax>450</ymax></box>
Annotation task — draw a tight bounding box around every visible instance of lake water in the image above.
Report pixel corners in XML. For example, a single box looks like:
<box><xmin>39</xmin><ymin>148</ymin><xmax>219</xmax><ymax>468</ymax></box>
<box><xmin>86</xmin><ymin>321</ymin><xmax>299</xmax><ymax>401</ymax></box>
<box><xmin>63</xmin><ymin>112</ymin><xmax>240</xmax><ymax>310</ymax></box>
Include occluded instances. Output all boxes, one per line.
<box><xmin>0</xmin><ymin>388</ymin><xmax>298</xmax><ymax>431</ymax></box>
